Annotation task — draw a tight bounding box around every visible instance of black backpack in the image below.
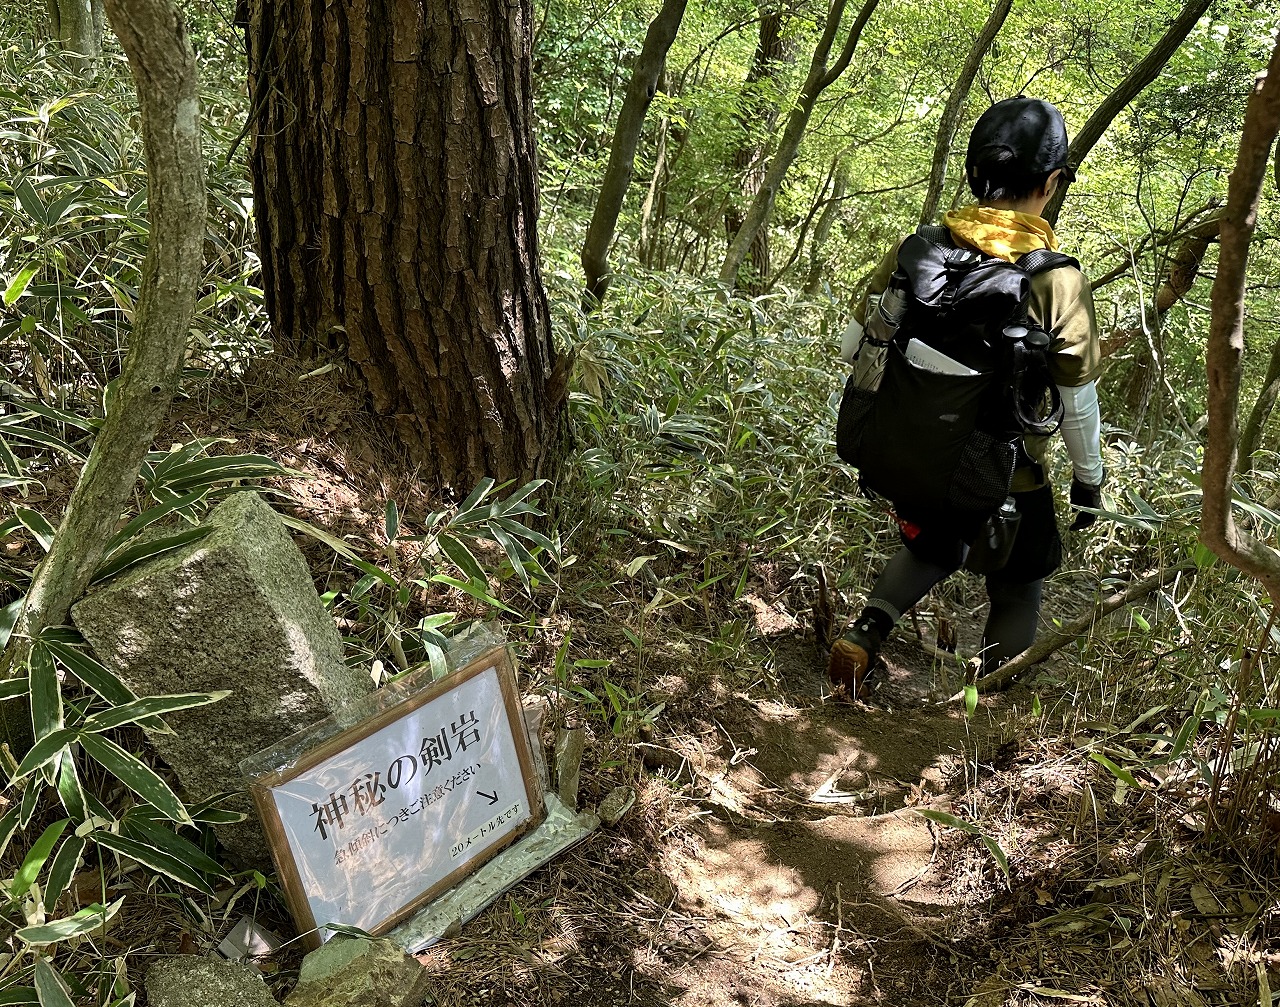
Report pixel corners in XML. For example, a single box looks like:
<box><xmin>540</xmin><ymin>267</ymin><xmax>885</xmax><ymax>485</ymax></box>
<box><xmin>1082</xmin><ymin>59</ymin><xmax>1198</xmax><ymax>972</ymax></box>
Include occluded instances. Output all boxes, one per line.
<box><xmin>836</xmin><ymin>225</ymin><xmax>1078</xmax><ymax>531</ymax></box>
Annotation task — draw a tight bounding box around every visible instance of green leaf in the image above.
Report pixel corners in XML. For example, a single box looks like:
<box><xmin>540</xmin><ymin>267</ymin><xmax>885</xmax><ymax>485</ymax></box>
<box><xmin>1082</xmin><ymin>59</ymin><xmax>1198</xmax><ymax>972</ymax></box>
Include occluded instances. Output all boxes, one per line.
<box><xmin>437</xmin><ymin>533</ymin><xmax>487</xmax><ymax>584</ymax></box>
<box><xmin>1192</xmin><ymin>542</ymin><xmax>1218</xmax><ymax>570</ymax></box>
<box><xmin>157</xmin><ymin>455</ymin><xmax>286</xmax><ymax>493</ymax></box>
<box><xmin>81</xmin><ymin>691</ymin><xmax>230</xmax><ymax>733</ymax></box>
<box><xmin>188</xmin><ymin>792</ymin><xmax>249</xmax><ymax>825</ymax></box>
<box><xmin>0</xmin><ymin>986</ymin><xmax>38</xmax><ymax>1005</ymax></box>
<box><xmin>0</xmin><ymin>677</ymin><xmax>29</xmax><ymax>701</ymax></box>
<box><xmin>454</xmin><ymin>477</ymin><xmax>496</xmax><ymax>521</ymax></box>
<box><xmin>0</xmin><ymin>806</ymin><xmax>20</xmax><ymax>862</ymax></box>
<box><xmin>982</xmin><ymin>836</ymin><xmax>1011</xmax><ymax>885</ymax></box>
<box><xmin>88</xmin><ymin>831</ymin><xmax>214</xmax><ymax>895</ymax></box>
<box><xmin>91</xmin><ymin>527</ymin><xmax>212</xmax><ymax>585</ymax></box>
<box><xmin>56</xmin><ymin>755</ymin><xmax>86</xmax><ymax>821</ymax></box>
<box><xmin>10</xmin><ymin>819</ymin><xmax>69</xmax><ymax>901</ymax></box>
<box><xmin>1031</xmin><ymin>694</ymin><xmax>1042</xmax><ymax>718</ymax></box>
<box><xmin>13</xmin><ymin>507</ymin><xmax>55</xmax><ymax>552</ymax></box>
<box><xmin>103</xmin><ymin>489</ymin><xmax>209</xmax><ymax>556</ymax></box>
<box><xmin>17</xmin><ymin>897</ymin><xmax>124</xmax><ymax>945</ymax></box>
<box><xmin>28</xmin><ymin>645</ymin><xmax>62</xmax><ymax>750</ymax></box>
<box><xmin>1090</xmin><ymin>751</ymin><xmax>1139</xmax><ymax>788</ymax></box>
<box><xmin>121</xmin><ymin>816</ymin><xmax>227</xmax><ymax>877</ymax></box>
<box><xmin>77</xmin><ymin>733</ymin><xmax>191</xmax><ymax>824</ymax></box>
<box><xmin>963</xmin><ymin>682</ymin><xmax>978</xmax><ymax>718</ymax></box>
<box><xmin>10</xmin><ymin>729</ymin><xmax>76</xmax><ymax>781</ymax></box>
<box><xmin>3</xmin><ymin>263</ymin><xmax>39</xmax><ymax>306</ymax></box>
<box><xmin>385</xmin><ymin>499</ymin><xmax>399</xmax><ymax>541</ymax></box>
<box><xmin>0</xmin><ymin>436</ymin><xmax>23</xmax><ymax>476</ymax></box>
<box><xmin>45</xmin><ymin>641</ymin><xmax>135</xmax><ymax>706</ymax></box>
<box><xmin>32</xmin><ymin>959</ymin><xmax>74</xmax><ymax>1007</ymax></box>
<box><xmin>428</xmin><ymin>574</ymin><xmax>518</xmax><ymax>614</ymax></box>
<box><xmin>41</xmin><ymin>833</ymin><xmax>85</xmax><ymax>911</ymax></box>
<box><xmin>915</xmin><ymin>808</ymin><xmax>981</xmax><ymax>835</ymax></box>
<box><xmin>14</xmin><ymin>178</ymin><xmax>47</xmax><ymax>226</ymax></box>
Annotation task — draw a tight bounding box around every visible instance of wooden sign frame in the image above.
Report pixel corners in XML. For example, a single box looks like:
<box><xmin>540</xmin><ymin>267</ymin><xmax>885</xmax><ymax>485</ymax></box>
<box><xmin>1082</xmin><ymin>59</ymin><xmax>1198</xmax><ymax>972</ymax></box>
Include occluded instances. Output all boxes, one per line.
<box><xmin>246</xmin><ymin>643</ymin><xmax>544</xmax><ymax>950</ymax></box>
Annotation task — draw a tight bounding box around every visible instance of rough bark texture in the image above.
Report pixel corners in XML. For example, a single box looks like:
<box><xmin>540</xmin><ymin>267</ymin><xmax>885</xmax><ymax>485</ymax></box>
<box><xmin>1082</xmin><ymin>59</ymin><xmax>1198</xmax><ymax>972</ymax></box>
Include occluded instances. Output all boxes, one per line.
<box><xmin>11</xmin><ymin>0</ymin><xmax>204</xmax><ymax>650</ymax></box>
<box><xmin>48</xmin><ymin>0</ymin><xmax>103</xmax><ymax>71</ymax></box>
<box><xmin>247</xmin><ymin>0</ymin><xmax>562</xmax><ymax>490</ymax></box>
<box><xmin>1200</xmin><ymin>39</ymin><xmax>1280</xmax><ymax>606</ymax></box>
<box><xmin>724</xmin><ymin>8</ymin><xmax>787</xmax><ymax>293</ymax></box>
<box><xmin>1239</xmin><ymin>334</ymin><xmax>1280</xmax><ymax>475</ymax></box>
<box><xmin>717</xmin><ymin>0</ymin><xmax>880</xmax><ymax>291</ymax></box>
<box><xmin>1044</xmin><ymin>0</ymin><xmax>1212</xmax><ymax>225</ymax></box>
<box><xmin>1100</xmin><ymin>212</ymin><xmax>1220</xmax><ymax>357</ymax></box>
<box><xmin>581</xmin><ymin>0</ymin><xmax>689</xmax><ymax>307</ymax></box>
<box><xmin>917</xmin><ymin>0</ymin><xmax>1014</xmax><ymax>228</ymax></box>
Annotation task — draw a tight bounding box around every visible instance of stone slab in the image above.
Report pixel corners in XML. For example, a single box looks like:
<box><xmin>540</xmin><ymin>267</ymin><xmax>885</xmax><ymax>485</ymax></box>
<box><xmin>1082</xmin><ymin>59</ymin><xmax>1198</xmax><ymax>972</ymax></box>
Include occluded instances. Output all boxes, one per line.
<box><xmin>286</xmin><ymin>937</ymin><xmax>433</xmax><ymax>1007</ymax></box>
<box><xmin>72</xmin><ymin>491</ymin><xmax>371</xmax><ymax>865</ymax></box>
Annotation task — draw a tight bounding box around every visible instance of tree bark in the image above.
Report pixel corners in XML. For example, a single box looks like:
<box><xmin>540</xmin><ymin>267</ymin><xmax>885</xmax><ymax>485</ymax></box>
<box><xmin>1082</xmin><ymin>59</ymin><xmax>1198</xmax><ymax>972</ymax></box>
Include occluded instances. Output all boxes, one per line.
<box><xmin>48</xmin><ymin>0</ymin><xmax>103</xmax><ymax>72</ymax></box>
<box><xmin>724</xmin><ymin>8</ymin><xmax>787</xmax><ymax>293</ymax></box>
<box><xmin>1043</xmin><ymin>0</ymin><xmax>1212</xmax><ymax>225</ymax></box>
<box><xmin>1199</xmin><ymin>38</ymin><xmax>1280</xmax><ymax>606</ymax></box>
<box><xmin>717</xmin><ymin>0</ymin><xmax>880</xmax><ymax>292</ymax></box>
<box><xmin>917</xmin><ymin>0</ymin><xmax>1015</xmax><ymax>227</ymax></box>
<box><xmin>581</xmin><ymin>0</ymin><xmax>689</xmax><ymax>307</ymax></box>
<box><xmin>247</xmin><ymin>0</ymin><xmax>564</xmax><ymax>491</ymax></box>
<box><xmin>804</xmin><ymin>160</ymin><xmax>848</xmax><ymax>295</ymax></box>
<box><xmin>1100</xmin><ymin>212</ymin><xmax>1220</xmax><ymax>357</ymax></box>
<box><xmin>2</xmin><ymin>0</ymin><xmax>204</xmax><ymax>744</ymax></box>
<box><xmin>1239</xmin><ymin>335</ymin><xmax>1280</xmax><ymax>475</ymax></box>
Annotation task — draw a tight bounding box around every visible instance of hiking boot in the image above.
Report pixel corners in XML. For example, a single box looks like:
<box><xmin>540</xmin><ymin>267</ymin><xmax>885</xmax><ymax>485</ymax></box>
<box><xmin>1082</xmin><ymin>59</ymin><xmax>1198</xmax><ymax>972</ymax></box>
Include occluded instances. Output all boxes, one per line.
<box><xmin>827</xmin><ymin>616</ymin><xmax>882</xmax><ymax>699</ymax></box>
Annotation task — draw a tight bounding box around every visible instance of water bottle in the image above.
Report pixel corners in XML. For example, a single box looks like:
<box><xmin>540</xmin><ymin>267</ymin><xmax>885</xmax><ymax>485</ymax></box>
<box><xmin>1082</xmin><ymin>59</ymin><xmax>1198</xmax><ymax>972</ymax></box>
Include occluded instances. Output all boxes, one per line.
<box><xmin>964</xmin><ymin>497</ymin><xmax>1022</xmax><ymax>574</ymax></box>
<box><xmin>865</xmin><ymin>271</ymin><xmax>910</xmax><ymax>345</ymax></box>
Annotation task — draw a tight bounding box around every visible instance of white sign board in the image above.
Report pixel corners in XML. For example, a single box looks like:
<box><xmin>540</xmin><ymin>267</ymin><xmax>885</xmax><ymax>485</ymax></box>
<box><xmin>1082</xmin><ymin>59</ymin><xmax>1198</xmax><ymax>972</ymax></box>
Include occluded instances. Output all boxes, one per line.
<box><xmin>248</xmin><ymin>646</ymin><xmax>542</xmax><ymax>947</ymax></box>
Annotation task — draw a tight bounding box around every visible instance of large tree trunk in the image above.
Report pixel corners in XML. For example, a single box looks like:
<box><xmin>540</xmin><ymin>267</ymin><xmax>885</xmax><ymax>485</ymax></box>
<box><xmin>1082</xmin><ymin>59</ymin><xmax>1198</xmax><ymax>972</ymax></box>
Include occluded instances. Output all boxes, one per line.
<box><xmin>716</xmin><ymin>0</ymin><xmax>880</xmax><ymax>291</ymax></box>
<box><xmin>580</xmin><ymin>0</ymin><xmax>689</xmax><ymax>307</ymax></box>
<box><xmin>3</xmin><ymin>0</ymin><xmax>204</xmax><ymax>743</ymax></box>
<box><xmin>1199</xmin><ymin>37</ymin><xmax>1280</xmax><ymax>606</ymax></box>
<box><xmin>247</xmin><ymin>0</ymin><xmax>563</xmax><ymax>490</ymax></box>
<box><xmin>917</xmin><ymin>0</ymin><xmax>1015</xmax><ymax>227</ymax></box>
<box><xmin>724</xmin><ymin>8</ymin><xmax>787</xmax><ymax>293</ymax></box>
<box><xmin>1044</xmin><ymin>0</ymin><xmax>1212</xmax><ymax>225</ymax></box>
<box><xmin>47</xmin><ymin>0</ymin><xmax>104</xmax><ymax>71</ymax></box>
<box><xmin>1239</xmin><ymin>335</ymin><xmax>1280</xmax><ymax>476</ymax></box>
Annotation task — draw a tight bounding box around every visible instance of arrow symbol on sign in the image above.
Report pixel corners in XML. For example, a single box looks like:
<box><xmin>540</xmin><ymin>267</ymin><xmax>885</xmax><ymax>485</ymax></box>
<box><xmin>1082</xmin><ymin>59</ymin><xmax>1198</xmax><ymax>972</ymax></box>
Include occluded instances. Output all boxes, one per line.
<box><xmin>477</xmin><ymin>790</ymin><xmax>499</xmax><ymax>805</ymax></box>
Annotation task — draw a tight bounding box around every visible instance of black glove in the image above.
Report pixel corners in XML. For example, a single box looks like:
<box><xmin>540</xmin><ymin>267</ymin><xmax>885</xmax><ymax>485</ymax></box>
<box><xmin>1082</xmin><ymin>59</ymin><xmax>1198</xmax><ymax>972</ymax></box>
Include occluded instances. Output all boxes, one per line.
<box><xmin>1069</xmin><ymin>469</ymin><xmax>1106</xmax><ymax>531</ymax></box>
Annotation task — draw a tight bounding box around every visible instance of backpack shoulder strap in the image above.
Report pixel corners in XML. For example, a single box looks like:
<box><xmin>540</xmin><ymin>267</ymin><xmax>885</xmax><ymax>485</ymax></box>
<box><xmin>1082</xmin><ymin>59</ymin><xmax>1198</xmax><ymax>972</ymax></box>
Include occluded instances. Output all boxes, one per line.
<box><xmin>914</xmin><ymin>224</ymin><xmax>953</xmax><ymax>247</ymax></box>
<box><xmin>1017</xmin><ymin>248</ymin><xmax>1080</xmax><ymax>276</ymax></box>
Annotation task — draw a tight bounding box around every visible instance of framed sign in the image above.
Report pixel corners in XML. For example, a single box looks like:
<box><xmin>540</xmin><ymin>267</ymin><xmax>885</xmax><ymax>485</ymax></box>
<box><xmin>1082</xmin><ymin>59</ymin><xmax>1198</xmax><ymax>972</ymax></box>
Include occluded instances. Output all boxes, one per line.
<box><xmin>246</xmin><ymin>643</ymin><xmax>543</xmax><ymax>949</ymax></box>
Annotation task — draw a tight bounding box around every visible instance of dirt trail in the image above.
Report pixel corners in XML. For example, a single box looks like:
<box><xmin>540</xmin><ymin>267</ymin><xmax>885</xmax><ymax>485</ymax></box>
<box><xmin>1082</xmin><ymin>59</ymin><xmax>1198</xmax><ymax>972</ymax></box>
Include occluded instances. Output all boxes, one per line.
<box><xmin>646</xmin><ymin>631</ymin><xmax>995</xmax><ymax>1006</ymax></box>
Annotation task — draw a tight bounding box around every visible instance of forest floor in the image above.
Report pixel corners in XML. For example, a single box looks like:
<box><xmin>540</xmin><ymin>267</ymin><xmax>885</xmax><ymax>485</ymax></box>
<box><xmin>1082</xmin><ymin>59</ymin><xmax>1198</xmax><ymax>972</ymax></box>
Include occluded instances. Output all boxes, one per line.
<box><xmin>131</xmin><ymin>360</ymin><xmax>1277</xmax><ymax>1007</ymax></box>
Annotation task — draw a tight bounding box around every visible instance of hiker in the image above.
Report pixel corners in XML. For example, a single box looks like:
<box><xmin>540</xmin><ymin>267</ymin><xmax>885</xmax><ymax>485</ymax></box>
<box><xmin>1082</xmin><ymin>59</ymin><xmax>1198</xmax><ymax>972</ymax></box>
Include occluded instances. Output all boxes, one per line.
<box><xmin>830</xmin><ymin>96</ymin><xmax>1105</xmax><ymax>696</ymax></box>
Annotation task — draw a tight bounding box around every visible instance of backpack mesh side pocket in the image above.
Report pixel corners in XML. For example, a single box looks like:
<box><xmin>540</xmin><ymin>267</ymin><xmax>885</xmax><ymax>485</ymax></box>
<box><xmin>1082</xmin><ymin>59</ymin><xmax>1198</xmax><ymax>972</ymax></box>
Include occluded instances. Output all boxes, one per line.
<box><xmin>836</xmin><ymin>377</ymin><xmax>876</xmax><ymax>465</ymax></box>
<box><xmin>946</xmin><ymin>431</ymin><xmax>1016</xmax><ymax>516</ymax></box>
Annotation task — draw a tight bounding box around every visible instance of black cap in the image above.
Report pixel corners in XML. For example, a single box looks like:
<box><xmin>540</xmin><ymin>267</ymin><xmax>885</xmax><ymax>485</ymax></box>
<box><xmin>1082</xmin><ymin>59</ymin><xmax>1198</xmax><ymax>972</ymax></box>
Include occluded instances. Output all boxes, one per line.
<box><xmin>966</xmin><ymin>96</ymin><xmax>1076</xmax><ymax>182</ymax></box>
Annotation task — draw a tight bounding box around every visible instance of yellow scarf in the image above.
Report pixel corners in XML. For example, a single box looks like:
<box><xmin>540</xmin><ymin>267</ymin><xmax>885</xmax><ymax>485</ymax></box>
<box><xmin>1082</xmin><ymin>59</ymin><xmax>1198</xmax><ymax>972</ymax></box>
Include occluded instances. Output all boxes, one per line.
<box><xmin>941</xmin><ymin>205</ymin><xmax>1058</xmax><ymax>262</ymax></box>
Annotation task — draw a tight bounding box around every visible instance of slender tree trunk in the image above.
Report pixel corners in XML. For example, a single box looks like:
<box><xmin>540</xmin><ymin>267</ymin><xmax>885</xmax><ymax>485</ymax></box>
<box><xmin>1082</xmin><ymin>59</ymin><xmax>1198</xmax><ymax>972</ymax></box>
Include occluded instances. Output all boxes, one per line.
<box><xmin>2</xmin><ymin>0</ymin><xmax>204</xmax><ymax>747</ymax></box>
<box><xmin>1199</xmin><ymin>38</ymin><xmax>1280</xmax><ymax>606</ymax></box>
<box><xmin>1101</xmin><ymin>212</ymin><xmax>1220</xmax><ymax>357</ymax></box>
<box><xmin>1044</xmin><ymin>0</ymin><xmax>1212</xmax><ymax>225</ymax></box>
<box><xmin>804</xmin><ymin>160</ymin><xmax>848</xmax><ymax>295</ymax></box>
<box><xmin>724</xmin><ymin>8</ymin><xmax>787</xmax><ymax>293</ymax></box>
<box><xmin>638</xmin><ymin>72</ymin><xmax>671</xmax><ymax>268</ymax></box>
<box><xmin>918</xmin><ymin>0</ymin><xmax>1015</xmax><ymax>227</ymax></box>
<box><xmin>48</xmin><ymin>0</ymin><xmax>103</xmax><ymax>71</ymax></box>
<box><xmin>581</xmin><ymin>0</ymin><xmax>690</xmax><ymax>307</ymax></box>
<box><xmin>717</xmin><ymin>0</ymin><xmax>880</xmax><ymax>291</ymax></box>
<box><xmin>1239</xmin><ymin>335</ymin><xmax>1280</xmax><ymax>475</ymax></box>
<box><xmin>247</xmin><ymin>0</ymin><xmax>564</xmax><ymax>490</ymax></box>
